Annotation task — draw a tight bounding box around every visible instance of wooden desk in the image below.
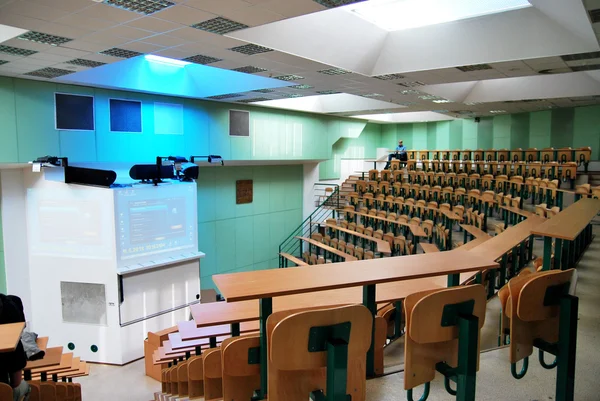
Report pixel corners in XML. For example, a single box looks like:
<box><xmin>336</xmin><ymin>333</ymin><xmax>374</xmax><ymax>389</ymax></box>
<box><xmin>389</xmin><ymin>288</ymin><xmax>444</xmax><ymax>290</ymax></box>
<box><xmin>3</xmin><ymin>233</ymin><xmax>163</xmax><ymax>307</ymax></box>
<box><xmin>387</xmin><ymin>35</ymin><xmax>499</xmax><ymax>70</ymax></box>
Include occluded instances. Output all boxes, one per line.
<box><xmin>459</xmin><ymin>236</ymin><xmax>491</xmax><ymax>251</ymax></box>
<box><xmin>0</xmin><ymin>322</ymin><xmax>25</xmax><ymax>352</ymax></box>
<box><xmin>177</xmin><ymin>320</ymin><xmax>259</xmax><ymax>341</ymax></box>
<box><xmin>294</xmin><ymin>236</ymin><xmax>358</xmax><ymax>261</ymax></box>
<box><xmin>530</xmin><ymin>198</ymin><xmax>600</xmax><ymax>271</ymax></box>
<box><xmin>460</xmin><ymin>224</ymin><xmax>489</xmax><ymax>239</ymax></box>
<box><xmin>25</xmin><ymin>347</ymin><xmax>63</xmax><ymax>370</ymax></box>
<box><xmin>350</xmin><ymin>210</ymin><xmax>427</xmax><ymax>237</ymax></box>
<box><xmin>326</xmin><ymin>224</ymin><xmax>391</xmax><ymax>254</ymax></box>
<box><xmin>279</xmin><ymin>252</ymin><xmax>308</xmax><ymax>266</ymax></box>
<box><xmin>500</xmin><ymin>205</ymin><xmax>537</xmax><ymax>219</ymax></box>
<box><xmin>30</xmin><ymin>353</ymin><xmax>73</xmax><ymax>375</ymax></box>
<box><xmin>440</xmin><ymin>209</ymin><xmax>462</xmax><ymax>221</ymax></box>
<box><xmin>419</xmin><ymin>243</ymin><xmax>440</xmax><ymax>253</ymax></box>
<box><xmin>37</xmin><ymin>337</ymin><xmax>49</xmax><ymax>352</ymax></box>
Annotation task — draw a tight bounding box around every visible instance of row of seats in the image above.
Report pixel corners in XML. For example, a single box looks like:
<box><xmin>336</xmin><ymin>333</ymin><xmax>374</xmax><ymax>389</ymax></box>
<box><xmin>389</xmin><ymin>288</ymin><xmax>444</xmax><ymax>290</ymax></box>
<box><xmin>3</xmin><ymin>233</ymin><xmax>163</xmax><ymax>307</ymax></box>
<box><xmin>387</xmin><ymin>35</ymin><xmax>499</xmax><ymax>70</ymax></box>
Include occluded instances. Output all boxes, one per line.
<box><xmin>404</xmin><ymin>146</ymin><xmax>591</xmax><ymax>165</ymax></box>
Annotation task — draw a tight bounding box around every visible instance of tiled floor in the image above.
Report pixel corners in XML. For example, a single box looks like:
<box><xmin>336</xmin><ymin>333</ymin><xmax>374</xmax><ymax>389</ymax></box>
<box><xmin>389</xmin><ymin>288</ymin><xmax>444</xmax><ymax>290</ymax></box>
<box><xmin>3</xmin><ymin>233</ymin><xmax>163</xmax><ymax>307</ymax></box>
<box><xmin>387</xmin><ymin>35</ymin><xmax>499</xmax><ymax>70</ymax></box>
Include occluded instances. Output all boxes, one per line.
<box><xmin>76</xmin><ymin>212</ymin><xmax>600</xmax><ymax>401</ymax></box>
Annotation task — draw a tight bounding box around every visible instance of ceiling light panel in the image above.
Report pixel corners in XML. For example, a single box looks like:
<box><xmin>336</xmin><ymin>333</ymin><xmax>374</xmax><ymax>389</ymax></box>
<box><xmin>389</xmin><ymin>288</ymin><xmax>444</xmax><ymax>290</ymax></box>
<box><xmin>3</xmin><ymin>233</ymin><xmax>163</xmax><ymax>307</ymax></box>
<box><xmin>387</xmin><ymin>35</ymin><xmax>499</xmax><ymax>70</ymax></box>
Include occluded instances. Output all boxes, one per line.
<box><xmin>456</xmin><ymin>63</ymin><xmax>493</xmax><ymax>72</ymax></box>
<box><xmin>348</xmin><ymin>0</ymin><xmax>532</xmax><ymax>31</ymax></box>
<box><xmin>570</xmin><ymin>64</ymin><xmax>600</xmax><ymax>72</ymax></box>
<box><xmin>317</xmin><ymin>68</ymin><xmax>350</xmax><ymax>75</ymax></box>
<box><xmin>314</xmin><ymin>0</ymin><xmax>365</xmax><ymax>8</ymax></box>
<box><xmin>362</xmin><ymin>93</ymin><xmax>384</xmax><ymax>97</ymax></box>
<box><xmin>66</xmin><ymin>59</ymin><xmax>106</xmax><ymax>68</ymax></box>
<box><xmin>0</xmin><ymin>45</ymin><xmax>38</xmax><ymax>57</ymax></box>
<box><xmin>397</xmin><ymin>81</ymin><xmax>425</xmax><ymax>87</ymax></box>
<box><xmin>207</xmin><ymin>93</ymin><xmax>244</xmax><ymax>100</ymax></box>
<box><xmin>490</xmin><ymin>110</ymin><xmax>507</xmax><ymax>113</ymax></box>
<box><xmin>228</xmin><ymin>44</ymin><xmax>273</xmax><ymax>55</ymax></box>
<box><xmin>399</xmin><ymin>89</ymin><xmax>423</xmax><ymax>95</ymax></box>
<box><xmin>590</xmin><ymin>9</ymin><xmax>600</xmax><ymax>23</ymax></box>
<box><xmin>99</xmin><ymin>48</ymin><xmax>142</xmax><ymax>58</ymax></box>
<box><xmin>374</xmin><ymin>73</ymin><xmax>405</xmax><ymax>80</ymax></box>
<box><xmin>278</xmin><ymin>93</ymin><xmax>305</xmax><ymax>98</ymax></box>
<box><xmin>253</xmin><ymin>88</ymin><xmax>275</xmax><ymax>93</ymax></box>
<box><xmin>18</xmin><ymin>31</ymin><xmax>73</xmax><ymax>46</ymax></box>
<box><xmin>103</xmin><ymin>0</ymin><xmax>175</xmax><ymax>15</ymax></box>
<box><xmin>237</xmin><ymin>97</ymin><xmax>271</xmax><ymax>103</ymax></box>
<box><xmin>183</xmin><ymin>54</ymin><xmax>222</xmax><ymax>65</ymax></box>
<box><xmin>232</xmin><ymin>66</ymin><xmax>268</xmax><ymax>74</ymax></box>
<box><xmin>290</xmin><ymin>84</ymin><xmax>313</xmax><ymax>89</ymax></box>
<box><xmin>191</xmin><ymin>17</ymin><xmax>249</xmax><ymax>35</ymax></box>
<box><xmin>24</xmin><ymin>67</ymin><xmax>73</xmax><ymax>79</ymax></box>
<box><xmin>274</xmin><ymin>74</ymin><xmax>304</xmax><ymax>81</ymax></box>
<box><xmin>432</xmin><ymin>99</ymin><xmax>453</xmax><ymax>103</ymax></box>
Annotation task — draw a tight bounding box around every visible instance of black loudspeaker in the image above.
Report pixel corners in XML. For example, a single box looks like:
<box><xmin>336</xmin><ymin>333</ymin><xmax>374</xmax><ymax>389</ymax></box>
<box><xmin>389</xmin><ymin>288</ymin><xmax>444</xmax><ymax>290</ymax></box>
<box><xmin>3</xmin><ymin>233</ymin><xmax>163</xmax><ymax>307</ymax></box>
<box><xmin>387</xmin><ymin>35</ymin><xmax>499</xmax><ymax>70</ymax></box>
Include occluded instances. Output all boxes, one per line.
<box><xmin>474</xmin><ymin>117</ymin><xmax>480</xmax><ymax>123</ymax></box>
<box><xmin>129</xmin><ymin>164</ymin><xmax>174</xmax><ymax>181</ymax></box>
<box><xmin>64</xmin><ymin>167</ymin><xmax>116</xmax><ymax>188</ymax></box>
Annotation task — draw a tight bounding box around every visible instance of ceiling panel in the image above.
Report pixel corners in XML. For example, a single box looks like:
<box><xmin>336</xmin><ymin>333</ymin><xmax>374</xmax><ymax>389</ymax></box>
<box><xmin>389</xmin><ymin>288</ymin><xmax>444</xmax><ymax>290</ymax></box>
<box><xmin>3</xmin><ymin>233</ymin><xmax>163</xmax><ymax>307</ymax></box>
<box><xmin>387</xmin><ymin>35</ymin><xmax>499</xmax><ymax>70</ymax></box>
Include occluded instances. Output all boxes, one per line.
<box><xmin>54</xmin><ymin>14</ymin><xmax>118</xmax><ymax>31</ymax></box>
<box><xmin>185</xmin><ymin>0</ymin><xmax>256</xmax><ymax>16</ymax></box>
<box><xmin>126</xmin><ymin>16</ymin><xmax>183</xmax><ymax>33</ymax></box>
<box><xmin>1</xmin><ymin>1</ymin><xmax>72</xmax><ymax>22</ymax></box>
<box><xmin>76</xmin><ymin>4</ymin><xmax>141</xmax><ymax>23</ymax></box>
<box><xmin>151</xmin><ymin>5</ymin><xmax>215</xmax><ymax>26</ymax></box>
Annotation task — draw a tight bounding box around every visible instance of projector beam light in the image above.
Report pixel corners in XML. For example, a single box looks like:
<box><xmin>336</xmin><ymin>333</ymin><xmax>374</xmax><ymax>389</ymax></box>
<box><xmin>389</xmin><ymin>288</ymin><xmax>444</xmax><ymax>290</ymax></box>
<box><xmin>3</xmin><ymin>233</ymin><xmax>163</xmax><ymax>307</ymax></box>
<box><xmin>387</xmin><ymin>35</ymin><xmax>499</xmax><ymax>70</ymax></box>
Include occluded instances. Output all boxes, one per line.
<box><xmin>348</xmin><ymin>0</ymin><xmax>532</xmax><ymax>31</ymax></box>
<box><xmin>145</xmin><ymin>54</ymin><xmax>191</xmax><ymax>67</ymax></box>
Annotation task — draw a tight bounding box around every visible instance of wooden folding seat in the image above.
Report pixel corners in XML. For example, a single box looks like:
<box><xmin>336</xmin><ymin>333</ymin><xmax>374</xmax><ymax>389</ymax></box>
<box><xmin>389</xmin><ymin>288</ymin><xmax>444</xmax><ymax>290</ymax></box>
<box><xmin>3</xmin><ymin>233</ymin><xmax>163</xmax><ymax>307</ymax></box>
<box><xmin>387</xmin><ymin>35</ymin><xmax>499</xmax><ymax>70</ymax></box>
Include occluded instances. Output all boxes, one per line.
<box><xmin>403</xmin><ymin>285</ymin><xmax>487</xmax><ymax>400</ymax></box>
<box><xmin>510</xmin><ymin>148</ymin><xmax>523</xmax><ymax>163</ymax></box>
<box><xmin>375</xmin><ymin>194</ymin><xmax>385</xmax><ymax>210</ymax></box>
<box><xmin>381</xmin><ymin>170</ymin><xmax>391</xmax><ymax>182</ymax></box>
<box><xmin>555</xmin><ymin>147</ymin><xmax>571</xmax><ymax>164</ymax></box>
<box><xmin>383</xmin><ymin>232</ymin><xmax>395</xmax><ymax>247</ymax></box>
<box><xmin>453</xmin><ymin>205</ymin><xmax>465</xmax><ymax>221</ymax></box>
<box><xmin>392</xmin><ymin>169</ymin><xmax>403</xmax><ymax>183</ymax></box>
<box><xmin>441</xmin><ymin>186</ymin><xmax>454</xmax><ymax>203</ymax></box>
<box><xmin>268</xmin><ymin>305</ymin><xmax>374</xmax><ymax>401</ymax></box>
<box><xmin>497</xmin><ymin>149</ymin><xmax>510</xmax><ymax>163</ymax></box>
<box><xmin>408</xmin><ymin>170</ymin><xmax>418</xmax><ymax>184</ymax></box>
<box><xmin>434</xmin><ymin>171</ymin><xmax>445</xmax><ymax>186</ymax></box>
<box><xmin>455</xmin><ymin>187</ymin><xmax>467</xmax><ymax>205</ymax></box>
<box><xmin>369</xmin><ymin>169</ymin><xmax>379</xmax><ymax>182</ymax></box>
<box><xmin>355</xmin><ymin>224</ymin><xmax>365</xmax><ymax>235</ymax></box>
<box><xmin>406</xmin><ymin>160</ymin><xmax>417</xmax><ymax>172</ymax></box>
<box><xmin>468</xmin><ymin>173</ymin><xmax>480</xmax><ymax>189</ymax></box>
<box><xmin>202</xmin><ymin>348</ymin><xmax>222</xmax><ymax>401</ymax></box>
<box><xmin>525</xmin><ymin>148</ymin><xmax>538</xmax><ymax>163</ymax></box>
<box><xmin>390</xmin><ymin>160</ymin><xmax>401</xmax><ymax>171</ymax></box>
<box><xmin>368</xmin><ymin>180</ymin><xmax>378</xmax><ymax>194</ymax></box>
<box><xmin>476</xmin><ymin>212</ymin><xmax>486</xmax><ymax>230</ymax></box>
<box><xmin>540</xmin><ymin>147</ymin><xmax>555</xmax><ymax>163</ymax></box>
<box><xmin>495</xmin><ymin>223</ymin><xmax>506</xmax><ymax>236</ymax></box>
<box><xmin>354</xmin><ymin>246</ymin><xmax>364</xmax><ymax>260</ymax></box>
<box><xmin>575</xmin><ymin>184</ymin><xmax>591</xmax><ymax>198</ymax></box>
<box><xmin>546</xmin><ymin>206</ymin><xmax>560</xmax><ymax>218</ymax></box>
<box><xmin>560</xmin><ymin>162</ymin><xmax>577</xmax><ymax>182</ymax></box>
<box><xmin>510</xmin><ymin>196</ymin><xmax>522</xmax><ymax>210</ymax></box>
<box><xmin>387</xmin><ymin>212</ymin><xmax>397</xmax><ymax>221</ymax></box>
<box><xmin>356</xmin><ymin>180</ymin><xmax>367</xmax><ymax>196</ymax></box>
<box><xmin>575</xmin><ymin>146</ymin><xmax>592</xmax><ymax>168</ymax></box>
<box><xmin>309</xmin><ymin>254</ymin><xmax>318</xmax><ymax>265</ymax></box>
<box><xmin>365</xmin><ymin>250</ymin><xmax>375</xmax><ymax>259</ymax></box>
<box><xmin>337</xmin><ymin>240</ymin><xmax>347</xmax><ymax>253</ymax></box>
<box><xmin>317</xmin><ymin>256</ymin><xmax>326</xmax><ymax>265</ymax></box>
<box><xmin>340</xmin><ymin>220</ymin><xmax>349</xmax><ymax>229</ymax></box>
<box><xmin>323</xmin><ymin>235</ymin><xmax>331</xmax><ymax>247</ymax></box>
<box><xmin>592</xmin><ymin>186</ymin><xmax>600</xmax><ymax>200</ymax></box>
<box><xmin>364</xmin><ymin>227</ymin><xmax>374</xmax><ymax>237</ymax></box>
<box><xmin>349</xmin><ymin>192</ymin><xmax>360</xmax><ymax>209</ymax></box>
<box><xmin>404</xmin><ymin>198</ymin><xmax>415</xmax><ymax>215</ymax></box>
<box><xmin>415</xmin><ymin>200</ymin><xmax>426</xmax><ymax>217</ymax></box>
<box><xmin>425</xmin><ymin>171</ymin><xmax>435</xmax><ymax>185</ymax></box>
<box><xmin>329</xmin><ymin>238</ymin><xmax>339</xmax><ymax>251</ymax></box>
<box><xmin>472</xmin><ymin>149</ymin><xmax>484</xmax><ymax>162</ymax></box>
<box><xmin>401</xmin><ymin>182</ymin><xmax>411</xmax><ymax>197</ymax></box>
<box><xmin>450</xmin><ymin>149</ymin><xmax>461</xmax><ymax>161</ymax></box>
<box><xmin>416</xmin><ymin>171</ymin><xmax>427</xmax><ymax>184</ymax></box>
<box><xmin>420</xmin><ymin>184</ymin><xmax>431</xmax><ymax>200</ymax></box>
<box><xmin>363</xmin><ymin>193</ymin><xmax>374</xmax><ymax>209</ymax></box>
<box><xmin>489</xmin><ymin>162</ymin><xmax>500</xmax><ymax>176</ymax></box>
<box><xmin>345</xmin><ymin>243</ymin><xmax>355</xmax><ymax>257</ymax></box>
<box><xmin>410</xmin><ymin>217</ymin><xmax>421</xmax><ymax>226</ymax></box>
<box><xmin>535</xmin><ymin>204</ymin><xmax>547</xmax><ymax>218</ymax></box>
<box><xmin>421</xmin><ymin>220</ymin><xmax>434</xmax><ymax>240</ymax></box>
<box><xmin>410</xmin><ymin>183</ymin><xmax>421</xmax><ymax>199</ymax></box>
<box><xmin>498</xmin><ymin>269</ymin><xmax>577</xmax><ymax>400</ymax></box>
<box><xmin>392</xmin><ymin>182</ymin><xmax>402</xmax><ymax>196</ymax></box>
<box><xmin>220</xmin><ymin>335</ymin><xmax>261</xmax><ymax>401</ymax></box>
<box><xmin>408</xmin><ymin>149</ymin><xmax>418</xmax><ymax>161</ymax></box>
<box><xmin>374</xmin><ymin>230</ymin><xmax>384</xmax><ymax>240</ymax></box>
<box><xmin>431</xmin><ymin>186</ymin><xmax>442</xmax><ymax>202</ymax></box>
<box><xmin>302</xmin><ymin>251</ymin><xmax>311</xmax><ymax>264</ymax></box>
<box><xmin>397</xmin><ymin>215</ymin><xmax>409</xmax><ymax>226</ymax></box>
<box><xmin>379</xmin><ymin>181</ymin><xmax>390</xmax><ymax>197</ymax></box>
<box><xmin>393</xmin><ymin>235</ymin><xmax>406</xmax><ymax>256</ymax></box>
<box><xmin>311</xmin><ymin>232</ymin><xmax>323</xmax><ymax>242</ymax></box>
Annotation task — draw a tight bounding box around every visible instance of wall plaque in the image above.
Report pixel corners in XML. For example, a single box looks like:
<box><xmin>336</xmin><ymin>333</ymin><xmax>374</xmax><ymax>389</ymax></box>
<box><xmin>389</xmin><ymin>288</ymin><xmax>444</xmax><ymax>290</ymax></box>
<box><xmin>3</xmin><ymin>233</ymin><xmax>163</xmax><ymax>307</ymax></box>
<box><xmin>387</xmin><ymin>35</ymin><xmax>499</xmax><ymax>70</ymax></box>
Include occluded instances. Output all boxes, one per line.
<box><xmin>236</xmin><ymin>180</ymin><xmax>253</xmax><ymax>204</ymax></box>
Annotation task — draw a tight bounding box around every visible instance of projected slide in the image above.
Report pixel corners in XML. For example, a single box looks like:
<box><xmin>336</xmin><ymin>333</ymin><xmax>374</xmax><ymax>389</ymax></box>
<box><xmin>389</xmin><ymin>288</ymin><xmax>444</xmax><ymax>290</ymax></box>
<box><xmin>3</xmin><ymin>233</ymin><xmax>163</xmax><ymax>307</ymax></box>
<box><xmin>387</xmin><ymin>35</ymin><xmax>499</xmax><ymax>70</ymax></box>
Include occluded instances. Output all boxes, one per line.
<box><xmin>115</xmin><ymin>183</ymin><xmax>197</xmax><ymax>264</ymax></box>
<box><xmin>27</xmin><ymin>186</ymin><xmax>114</xmax><ymax>259</ymax></box>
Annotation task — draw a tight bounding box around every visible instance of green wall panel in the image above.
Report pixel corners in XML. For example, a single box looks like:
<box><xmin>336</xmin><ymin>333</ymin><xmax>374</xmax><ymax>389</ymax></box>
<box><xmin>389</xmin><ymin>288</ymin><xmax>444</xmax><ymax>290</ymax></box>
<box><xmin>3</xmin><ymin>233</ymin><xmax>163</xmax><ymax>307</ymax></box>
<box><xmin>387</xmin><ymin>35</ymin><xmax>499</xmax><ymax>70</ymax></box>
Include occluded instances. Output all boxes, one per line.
<box><xmin>573</xmin><ymin>105</ymin><xmax>600</xmax><ymax>159</ymax></box>
<box><xmin>413</xmin><ymin>123</ymin><xmax>428</xmax><ymax>149</ymax></box>
<box><xmin>426</xmin><ymin>122</ymin><xmax>437</xmax><ymax>149</ymax></box>
<box><xmin>196</xmin><ymin>165</ymin><xmax>303</xmax><ymax>290</ymax></box>
<box><xmin>529</xmin><ymin>110</ymin><xmax>552</xmax><ymax>149</ymax></box>
<box><xmin>0</xmin><ymin>77</ymin><xmax>18</xmax><ymax>162</ymax></box>
<box><xmin>551</xmin><ymin>108</ymin><xmax>575</xmax><ymax>149</ymax></box>
<box><xmin>462</xmin><ymin>120</ymin><xmax>478</xmax><ymax>149</ymax></box>
<box><xmin>435</xmin><ymin>121</ymin><xmax>451</xmax><ymax>149</ymax></box>
<box><xmin>0</xmin><ymin>191</ymin><xmax>4</xmax><ymax>293</ymax></box>
<box><xmin>449</xmin><ymin>120</ymin><xmax>463</xmax><ymax>149</ymax></box>
<box><xmin>492</xmin><ymin>115</ymin><xmax>511</xmax><ymax>149</ymax></box>
<box><xmin>477</xmin><ymin>118</ymin><xmax>493</xmax><ymax>149</ymax></box>
<box><xmin>510</xmin><ymin>113</ymin><xmax>530</xmax><ymax>149</ymax></box>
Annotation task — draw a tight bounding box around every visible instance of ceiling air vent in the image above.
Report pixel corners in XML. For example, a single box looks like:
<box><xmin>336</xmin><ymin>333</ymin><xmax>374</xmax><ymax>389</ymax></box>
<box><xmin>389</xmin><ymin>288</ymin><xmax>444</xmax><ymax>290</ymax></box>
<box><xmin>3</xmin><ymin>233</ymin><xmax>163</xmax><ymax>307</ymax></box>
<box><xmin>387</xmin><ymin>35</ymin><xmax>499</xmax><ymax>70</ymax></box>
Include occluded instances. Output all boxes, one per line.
<box><xmin>374</xmin><ymin>73</ymin><xmax>405</xmax><ymax>80</ymax></box>
<box><xmin>103</xmin><ymin>0</ymin><xmax>174</xmax><ymax>15</ymax></box>
<box><xmin>24</xmin><ymin>67</ymin><xmax>73</xmax><ymax>79</ymax></box>
<box><xmin>237</xmin><ymin>98</ymin><xmax>271</xmax><ymax>103</ymax></box>
<box><xmin>290</xmin><ymin>84</ymin><xmax>313</xmax><ymax>89</ymax></box>
<box><xmin>317</xmin><ymin>68</ymin><xmax>350</xmax><ymax>75</ymax></box>
<box><xmin>317</xmin><ymin>90</ymin><xmax>342</xmax><ymax>95</ymax></box>
<box><xmin>207</xmin><ymin>93</ymin><xmax>244</xmax><ymax>100</ymax></box>
<box><xmin>229</xmin><ymin>44</ymin><xmax>273</xmax><ymax>55</ymax></box>
<box><xmin>313</xmin><ymin>0</ymin><xmax>365</xmax><ymax>8</ymax></box>
<box><xmin>362</xmin><ymin>93</ymin><xmax>384</xmax><ymax>98</ymax></box>
<box><xmin>589</xmin><ymin>9</ymin><xmax>600</xmax><ymax>23</ymax></box>
<box><xmin>456</xmin><ymin>64</ymin><xmax>493</xmax><ymax>72</ymax></box>
<box><xmin>183</xmin><ymin>54</ymin><xmax>222</xmax><ymax>65</ymax></box>
<box><xmin>561</xmin><ymin>51</ymin><xmax>600</xmax><ymax>62</ymax></box>
<box><xmin>66</xmin><ymin>59</ymin><xmax>106</xmax><ymax>68</ymax></box>
<box><xmin>570</xmin><ymin>64</ymin><xmax>600</xmax><ymax>72</ymax></box>
<box><xmin>253</xmin><ymin>89</ymin><xmax>275</xmax><ymax>93</ymax></box>
<box><xmin>232</xmin><ymin>66</ymin><xmax>268</xmax><ymax>74</ymax></box>
<box><xmin>99</xmin><ymin>48</ymin><xmax>142</xmax><ymax>58</ymax></box>
<box><xmin>397</xmin><ymin>81</ymin><xmax>425</xmax><ymax>87</ymax></box>
<box><xmin>0</xmin><ymin>45</ymin><xmax>37</xmax><ymax>57</ymax></box>
<box><xmin>191</xmin><ymin>17</ymin><xmax>248</xmax><ymax>35</ymax></box>
<box><xmin>274</xmin><ymin>74</ymin><xmax>304</xmax><ymax>81</ymax></box>
<box><xmin>18</xmin><ymin>31</ymin><xmax>72</xmax><ymax>46</ymax></box>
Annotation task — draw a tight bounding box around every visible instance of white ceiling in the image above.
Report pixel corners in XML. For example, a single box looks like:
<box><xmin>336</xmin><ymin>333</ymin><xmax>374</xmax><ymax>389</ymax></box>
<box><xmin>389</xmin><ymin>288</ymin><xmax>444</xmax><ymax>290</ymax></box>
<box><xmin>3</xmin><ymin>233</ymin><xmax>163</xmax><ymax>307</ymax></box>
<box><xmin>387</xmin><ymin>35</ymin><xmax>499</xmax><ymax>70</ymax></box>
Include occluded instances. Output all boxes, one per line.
<box><xmin>0</xmin><ymin>0</ymin><xmax>599</xmax><ymax>121</ymax></box>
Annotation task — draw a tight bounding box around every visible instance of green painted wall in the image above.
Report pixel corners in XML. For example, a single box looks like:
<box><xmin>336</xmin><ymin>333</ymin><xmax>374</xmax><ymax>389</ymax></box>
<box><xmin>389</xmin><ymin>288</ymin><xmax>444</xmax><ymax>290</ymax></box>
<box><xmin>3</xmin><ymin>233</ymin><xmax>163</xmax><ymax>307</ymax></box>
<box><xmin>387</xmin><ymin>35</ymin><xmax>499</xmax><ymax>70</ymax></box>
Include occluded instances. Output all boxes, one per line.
<box><xmin>378</xmin><ymin>106</ymin><xmax>600</xmax><ymax>158</ymax></box>
<box><xmin>0</xmin><ymin>189</ymin><xmax>5</xmax><ymax>293</ymax></box>
<box><xmin>196</xmin><ymin>165</ymin><xmax>302</xmax><ymax>290</ymax></box>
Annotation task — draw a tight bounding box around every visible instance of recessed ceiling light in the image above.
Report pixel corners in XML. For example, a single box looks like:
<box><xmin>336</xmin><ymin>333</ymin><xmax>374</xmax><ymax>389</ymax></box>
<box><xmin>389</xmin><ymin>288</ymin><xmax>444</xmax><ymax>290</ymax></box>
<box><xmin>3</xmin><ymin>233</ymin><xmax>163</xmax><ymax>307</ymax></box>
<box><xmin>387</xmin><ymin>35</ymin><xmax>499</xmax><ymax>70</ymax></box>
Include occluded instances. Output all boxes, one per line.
<box><xmin>229</xmin><ymin>44</ymin><xmax>273</xmax><ymax>55</ymax></box>
<box><xmin>232</xmin><ymin>66</ymin><xmax>268</xmax><ymax>74</ymax></box>
<box><xmin>183</xmin><ymin>54</ymin><xmax>222</xmax><ymax>65</ymax></box>
<box><xmin>18</xmin><ymin>31</ymin><xmax>72</xmax><ymax>46</ymax></box>
<box><xmin>24</xmin><ymin>67</ymin><xmax>73</xmax><ymax>79</ymax></box>
<box><xmin>456</xmin><ymin>63</ymin><xmax>493</xmax><ymax>72</ymax></box>
<box><xmin>0</xmin><ymin>45</ymin><xmax>38</xmax><ymax>57</ymax></box>
<box><xmin>317</xmin><ymin>90</ymin><xmax>342</xmax><ymax>94</ymax></box>
<box><xmin>317</xmin><ymin>68</ymin><xmax>350</xmax><ymax>75</ymax></box>
<box><xmin>66</xmin><ymin>59</ymin><xmax>106</xmax><ymax>68</ymax></box>
<box><xmin>145</xmin><ymin>54</ymin><xmax>190</xmax><ymax>67</ymax></box>
<box><xmin>103</xmin><ymin>0</ymin><xmax>174</xmax><ymax>15</ymax></box>
<box><xmin>374</xmin><ymin>73</ymin><xmax>405</xmax><ymax>80</ymax></box>
<box><xmin>432</xmin><ymin>99</ymin><xmax>453</xmax><ymax>103</ymax></box>
<box><xmin>418</xmin><ymin>95</ymin><xmax>440</xmax><ymax>100</ymax></box>
<box><xmin>207</xmin><ymin>93</ymin><xmax>244</xmax><ymax>100</ymax></box>
<box><xmin>399</xmin><ymin>89</ymin><xmax>422</xmax><ymax>95</ymax></box>
<box><xmin>314</xmin><ymin>0</ymin><xmax>365</xmax><ymax>8</ymax></box>
<box><xmin>290</xmin><ymin>84</ymin><xmax>313</xmax><ymax>89</ymax></box>
<box><xmin>362</xmin><ymin>93</ymin><xmax>383</xmax><ymax>98</ymax></box>
<box><xmin>274</xmin><ymin>74</ymin><xmax>304</xmax><ymax>81</ymax></box>
<box><xmin>99</xmin><ymin>48</ymin><xmax>142</xmax><ymax>58</ymax></box>
<box><xmin>348</xmin><ymin>0</ymin><xmax>532</xmax><ymax>31</ymax></box>
<box><xmin>278</xmin><ymin>93</ymin><xmax>306</xmax><ymax>98</ymax></box>
<box><xmin>191</xmin><ymin>17</ymin><xmax>249</xmax><ymax>35</ymax></box>
<box><xmin>489</xmin><ymin>110</ymin><xmax>507</xmax><ymax>113</ymax></box>
<box><xmin>465</xmin><ymin>102</ymin><xmax>484</xmax><ymax>105</ymax></box>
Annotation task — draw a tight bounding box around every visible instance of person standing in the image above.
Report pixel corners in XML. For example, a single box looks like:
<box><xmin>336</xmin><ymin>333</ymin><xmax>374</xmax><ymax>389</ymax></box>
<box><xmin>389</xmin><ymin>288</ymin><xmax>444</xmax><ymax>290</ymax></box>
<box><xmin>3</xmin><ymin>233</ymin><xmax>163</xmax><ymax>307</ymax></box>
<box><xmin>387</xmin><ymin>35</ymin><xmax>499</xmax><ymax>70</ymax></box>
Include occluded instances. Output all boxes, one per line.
<box><xmin>385</xmin><ymin>140</ymin><xmax>407</xmax><ymax>169</ymax></box>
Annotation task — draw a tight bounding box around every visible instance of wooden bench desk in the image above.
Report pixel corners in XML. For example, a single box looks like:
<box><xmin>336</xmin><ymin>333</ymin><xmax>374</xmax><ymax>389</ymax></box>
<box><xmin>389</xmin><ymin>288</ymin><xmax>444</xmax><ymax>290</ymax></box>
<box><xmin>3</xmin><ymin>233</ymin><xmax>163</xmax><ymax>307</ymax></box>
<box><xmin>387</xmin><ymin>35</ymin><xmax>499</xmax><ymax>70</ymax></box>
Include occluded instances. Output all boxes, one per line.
<box><xmin>531</xmin><ymin>198</ymin><xmax>600</xmax><ymax>271</ymax></box>
<box><xmin>178</xmin><ymin>320</ymin><xmax>259</xmax><ymax>341</ymax></box>
<box><xmin>459</xmin><ymin>236</ymin><xmax>491</xmax><ymax>251</ymax></box>
<box><xmin>0</xmin><ymin>322</ymin><xmax>25</xmax><ymax>353</ymax></box>
<box><xmin>24</xmin><ymin>346</ymin><xmax>63</xmax><ymax>381</ymax></box>
<box><xmin>30</xmin><ymin>356</ymin><xmax>78</xmax><ymax>381</ymax></box>
<box><xmin>460</xmin><ymin>224</ymin><xmax>489</xmax><ymax>239</ymax></box>
<box><xmin>294</xmin><ymin>236</ymin><xmax>358</xmax><ymax>261</ymax></box>
<box><xmin>36</xmin><ymin>337</ymin><xmax>49</xmax><ymax>352</ymax></box>
<box><xmin>501</xmin><ymin>205</ymin><xmax>537</xmax><ymax>219</ymax></box>
<box><xmin>326</xmin><ymin>224</ymin><xmax>391</xmax><ymax>254</ymax></box>
<box><xmin>419</xmin><ymin>243</ymin><xmax>440</xmax><ymax>253</ymax></box>
<box><xmin>213</xmin><ymin>252</ymin><xmax>497</xmax><ymax>396</ymax></box>
<box><xmin>279</xmin><ymin>252</ymin><xmax>308</xmax><ymax>267</ymax></box>
<box><xmin>30</xmin><ymin>353</ymin><xmax>73</xmax><ymax>375</ymax></box>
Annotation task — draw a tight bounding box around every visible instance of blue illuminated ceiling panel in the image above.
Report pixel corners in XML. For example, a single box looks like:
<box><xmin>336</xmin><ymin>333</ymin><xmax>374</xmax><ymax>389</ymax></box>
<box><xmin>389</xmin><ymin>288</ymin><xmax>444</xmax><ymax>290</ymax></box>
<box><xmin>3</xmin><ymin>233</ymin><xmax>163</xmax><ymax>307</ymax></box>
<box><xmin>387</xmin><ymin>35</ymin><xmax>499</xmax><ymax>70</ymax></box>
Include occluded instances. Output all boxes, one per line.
<box><xmin>56</xmin><ymin>55</ymin><xmax>293</xmax><ymax>98</ymax></box>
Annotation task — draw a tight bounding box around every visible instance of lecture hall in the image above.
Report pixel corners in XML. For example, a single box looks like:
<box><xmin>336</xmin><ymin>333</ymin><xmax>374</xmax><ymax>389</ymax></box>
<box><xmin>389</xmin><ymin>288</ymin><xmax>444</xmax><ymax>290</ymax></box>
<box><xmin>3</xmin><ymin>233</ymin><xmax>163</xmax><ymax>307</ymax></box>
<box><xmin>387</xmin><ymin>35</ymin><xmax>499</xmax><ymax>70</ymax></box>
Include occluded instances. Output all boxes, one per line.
<box><xmin>0</xmin><ymin>0</ymin><xmax>600</xmax><ymax>400</ymax></box>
